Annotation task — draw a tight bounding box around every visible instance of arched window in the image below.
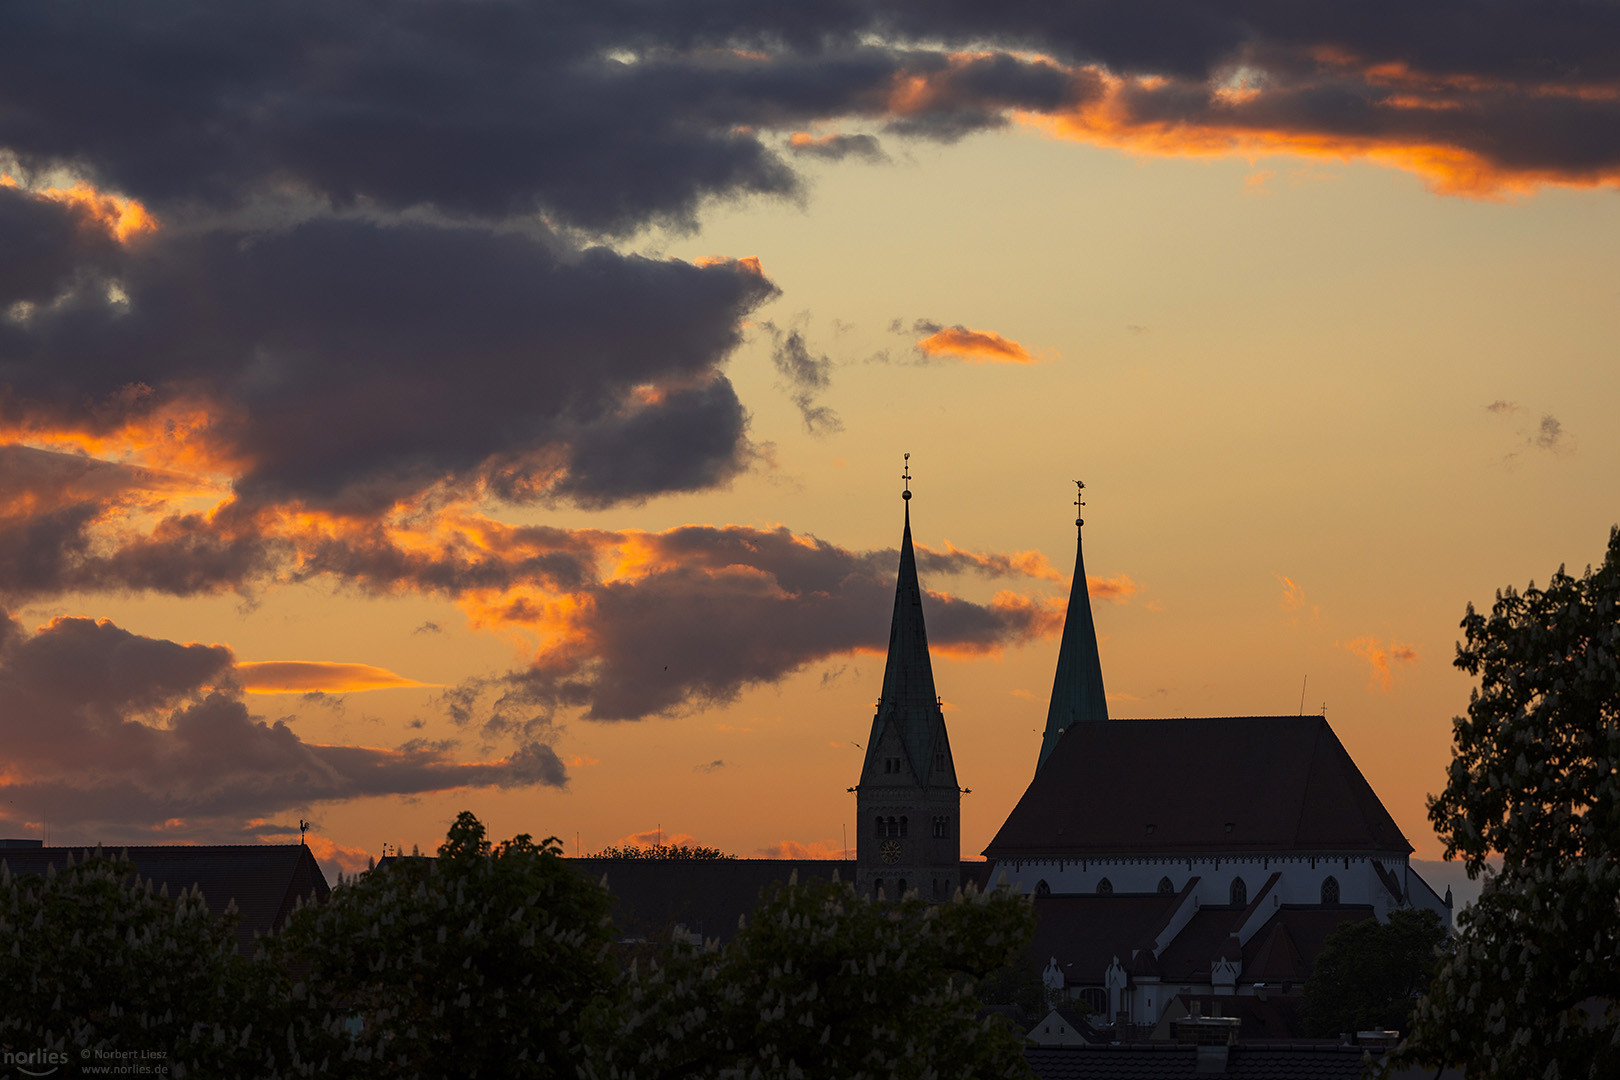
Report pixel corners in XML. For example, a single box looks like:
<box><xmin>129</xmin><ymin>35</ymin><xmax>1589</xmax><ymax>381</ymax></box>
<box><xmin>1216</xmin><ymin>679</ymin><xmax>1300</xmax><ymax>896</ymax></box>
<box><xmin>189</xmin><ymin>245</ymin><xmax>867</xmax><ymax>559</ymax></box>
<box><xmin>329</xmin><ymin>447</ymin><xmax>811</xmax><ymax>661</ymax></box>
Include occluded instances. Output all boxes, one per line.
<box><xmin>899</xmin><ymin>816</ymin><xmax>909</xmax><ymax>838</ymax></box>
<box><xmin>932</xmin><ymin>816</ymin><xmax>951</xmax><ymax>839</ymax></box>
<box><xmin>1035</xmin><ymin>879</ymin><xmax>1051</xmax><ymax>897</ymax></box>
<box><xmin>897</xmin><ymin>878</ymin><xmax>908</xmax><ymax>896</ymax></box>
<box><xmin>1080</xmin><ymin>988</ymin><xmax>1107</xmax><ymax>1015</ymax></box>
<box><xmin>1158</xmin><ymin>876</ymin><xmax>1174</xmax><ymax>895</ymax></box>
<box><xmin>1321</xmin><ymin>875</ymin><xmax>1340</xmax><ymax>905</ymax></box>
<box><xmin>873</xmin><ymin>817</ymin><xmax>884</xmax><ymax>838</ymax></box>
<box><xmin>1097</xmin><ymin>878</ymin><xmax>1113</xmax><ymax>895</ymax></box>
<box><xmin>886</xmin><ymin>816</ymin><xmax>898</xmax><ymax>838</ymax></box>
<box><xmin>1230</xmin><ymin>877</ymin><xmax>1247</xmax><ymax>907</ymax></box>
<box><xmin>874</xmin><ymin>878</ymin><xmax>885</xmax><ymax>899</ymax></box>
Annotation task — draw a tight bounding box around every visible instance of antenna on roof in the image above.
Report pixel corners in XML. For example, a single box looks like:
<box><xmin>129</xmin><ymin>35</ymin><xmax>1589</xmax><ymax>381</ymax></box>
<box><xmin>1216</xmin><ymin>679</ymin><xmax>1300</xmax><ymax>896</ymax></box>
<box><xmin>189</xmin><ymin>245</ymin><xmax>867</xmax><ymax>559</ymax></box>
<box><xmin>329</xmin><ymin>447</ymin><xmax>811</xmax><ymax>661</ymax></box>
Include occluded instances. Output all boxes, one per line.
<box><xmin>1298</xmin><ymin>676</ymin><xmax>1307</xmax><ymax>716</ymax></box>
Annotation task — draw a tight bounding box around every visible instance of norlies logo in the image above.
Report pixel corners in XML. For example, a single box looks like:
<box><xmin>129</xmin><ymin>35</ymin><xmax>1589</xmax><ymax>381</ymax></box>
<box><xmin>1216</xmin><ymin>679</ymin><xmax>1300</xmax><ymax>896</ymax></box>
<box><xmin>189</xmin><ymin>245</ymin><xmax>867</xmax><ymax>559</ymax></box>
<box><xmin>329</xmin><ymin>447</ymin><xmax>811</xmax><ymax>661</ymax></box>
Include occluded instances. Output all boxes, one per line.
<box><xmin>2</xmin><ymin>1049</ymin><xmax>69</xmax><ymax>1077</ymax></box>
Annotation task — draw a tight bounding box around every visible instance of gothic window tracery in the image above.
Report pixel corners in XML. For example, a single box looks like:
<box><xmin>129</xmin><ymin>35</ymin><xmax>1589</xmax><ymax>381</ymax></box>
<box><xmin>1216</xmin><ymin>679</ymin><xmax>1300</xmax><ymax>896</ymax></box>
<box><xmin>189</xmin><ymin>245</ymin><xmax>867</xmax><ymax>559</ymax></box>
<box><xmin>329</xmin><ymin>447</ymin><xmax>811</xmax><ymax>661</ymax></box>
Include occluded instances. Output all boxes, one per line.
<box><xmin>1035</xmin><ymin>879</ymin><xmax>1051</xmax><ymax>897</ymax></box>
<box><xmin>1230</xmin><ymin>877</ymin><xmax>1247</xmax><ymax>906</ymax></box>
<box><xmin>1321</xmin><ymin>875</ymin><xmax>1340</xmax><ymax>905</ymax></box>
<box><xmin>1097</xmin><ymin>878</ymin><xmax>1113</xmax><ymax>895</ymax></box>
<box><xmin>1158</xmin><ymin>876</ymin><xmax>1174</xmax><ymax>895</ymax></box>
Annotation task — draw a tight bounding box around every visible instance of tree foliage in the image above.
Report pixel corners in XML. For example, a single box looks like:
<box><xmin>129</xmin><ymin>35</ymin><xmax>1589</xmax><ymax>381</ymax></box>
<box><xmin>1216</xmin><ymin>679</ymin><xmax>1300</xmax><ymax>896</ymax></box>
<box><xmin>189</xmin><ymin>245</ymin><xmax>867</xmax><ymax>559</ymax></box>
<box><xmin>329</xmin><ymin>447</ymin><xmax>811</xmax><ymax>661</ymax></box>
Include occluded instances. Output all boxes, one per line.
<box><xmin>0</xmin><ymin>815</ymin><xmax>1037</xmax><ymax>1079</ymax></box>
<box><xmin>591</xmin><ymin>842</ymin><xmax>736</xmax><ymax>860</ymax></box>
<box><xmin>1299</xmin><ymin>909</ymin><xmax>1449</xmax><ymax>1037</ymax></box>
<box><xmin>1396</xmin><ymin>526</ymin><xmax>1620</xmax><ymax>1080</ymax></box>
<box><xmin>591</xmin><ymin>873</ymin><xmax>1036</xmax><ymax>1080</ymax></box>
<box><xmin>277</xmin><ymin>811</ymin><xmax>618</xmax><ymax>1077</ymax></box>
<box><xmin>0</xmin><ymin>849</ymin><xmax>318</xmax><ymax>1078</ymax></box>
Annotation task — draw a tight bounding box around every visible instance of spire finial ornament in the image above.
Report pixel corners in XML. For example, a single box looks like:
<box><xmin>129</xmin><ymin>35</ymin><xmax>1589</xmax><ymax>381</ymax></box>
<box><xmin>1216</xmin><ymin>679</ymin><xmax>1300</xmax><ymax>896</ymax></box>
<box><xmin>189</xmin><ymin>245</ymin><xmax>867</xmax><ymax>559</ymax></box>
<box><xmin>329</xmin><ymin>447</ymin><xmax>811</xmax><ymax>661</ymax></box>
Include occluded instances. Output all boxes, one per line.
<box><xmin>1074</xmin><ymin>479</ymin><xmax>1085</xmax><ymax>529</ymax></box>
<box><xmin>902</xmin><ymin>453</ymin><xmax>912</xmax><ymax>501</ymax></box>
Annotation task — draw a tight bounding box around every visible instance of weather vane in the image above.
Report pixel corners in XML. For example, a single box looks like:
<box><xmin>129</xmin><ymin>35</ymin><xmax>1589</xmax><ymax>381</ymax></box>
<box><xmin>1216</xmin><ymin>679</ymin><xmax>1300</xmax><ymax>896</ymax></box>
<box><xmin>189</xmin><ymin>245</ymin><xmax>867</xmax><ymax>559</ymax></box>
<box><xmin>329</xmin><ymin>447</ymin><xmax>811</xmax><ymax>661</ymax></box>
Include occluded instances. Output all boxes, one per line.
<box><xmin>299</xmin><ymin>819</ymin><xmax>309</xmax><ymax>846</ymax></box>
<box><xmin>902</xmin><ymin>452</ymin><xmax>911</xmax><ymax>500</ymax></box>
<box><xmin>1074</xmin><ymin>479</ymin><xmax>1085</xmax><ymax>528</ymax></box>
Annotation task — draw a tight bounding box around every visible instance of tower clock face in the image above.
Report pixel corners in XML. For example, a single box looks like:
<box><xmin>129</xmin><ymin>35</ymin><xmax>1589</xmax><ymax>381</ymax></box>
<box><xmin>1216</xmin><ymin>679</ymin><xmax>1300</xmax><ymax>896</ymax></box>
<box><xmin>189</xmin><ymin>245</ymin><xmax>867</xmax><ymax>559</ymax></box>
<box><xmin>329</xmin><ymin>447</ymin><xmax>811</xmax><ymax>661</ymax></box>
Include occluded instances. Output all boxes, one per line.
<box><xmin>880</xmin><ymin>839</ymin><xmax>902</xmax><ymax>864</ymax></box>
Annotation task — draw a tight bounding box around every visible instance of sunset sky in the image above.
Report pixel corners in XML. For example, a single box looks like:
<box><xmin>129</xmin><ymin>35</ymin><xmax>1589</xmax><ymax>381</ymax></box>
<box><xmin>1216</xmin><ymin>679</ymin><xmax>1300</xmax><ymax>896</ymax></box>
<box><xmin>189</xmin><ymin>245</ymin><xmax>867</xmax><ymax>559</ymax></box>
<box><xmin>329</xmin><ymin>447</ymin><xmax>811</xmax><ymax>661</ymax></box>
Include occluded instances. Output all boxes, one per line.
<box><xmin>2</xmin><ymin>2</ymin><xmax>1617</xmax><ymax>884</ymax></box>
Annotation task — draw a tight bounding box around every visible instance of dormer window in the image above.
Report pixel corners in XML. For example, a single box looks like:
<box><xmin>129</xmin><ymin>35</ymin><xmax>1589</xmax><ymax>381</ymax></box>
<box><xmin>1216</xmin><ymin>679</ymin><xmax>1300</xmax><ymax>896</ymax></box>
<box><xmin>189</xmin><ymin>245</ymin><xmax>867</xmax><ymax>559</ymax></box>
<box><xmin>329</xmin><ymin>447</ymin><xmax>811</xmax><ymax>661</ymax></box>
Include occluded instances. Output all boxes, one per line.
<box><xmin>883</xmin><ymin>756</ymin><xmax>902</xmax><ymax>774</ymax></box>
<box><xmin>934</xmin><ymin>751</ymin><xmax>945</xmax><ymax>772</ymax></box>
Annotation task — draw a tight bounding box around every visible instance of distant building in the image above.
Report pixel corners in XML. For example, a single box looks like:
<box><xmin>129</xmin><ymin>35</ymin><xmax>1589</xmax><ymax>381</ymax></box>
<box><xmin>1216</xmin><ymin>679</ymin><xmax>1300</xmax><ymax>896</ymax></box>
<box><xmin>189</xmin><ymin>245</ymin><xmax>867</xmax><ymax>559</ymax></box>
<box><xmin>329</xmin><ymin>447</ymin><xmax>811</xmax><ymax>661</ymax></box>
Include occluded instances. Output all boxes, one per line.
<box><xmin>851</xmin><ymin>463</ymin><xmax>961</xmax><ymax>902</ymax></box>
<box><xmin>0</xmin><ymin>841</ymin><xmax>329</xmax><ymax>954</ymax></box>
<box><xmin>982</xmin><ymin>487</ymin><xmax>1451</xmax><ymax>1031</ymax></box>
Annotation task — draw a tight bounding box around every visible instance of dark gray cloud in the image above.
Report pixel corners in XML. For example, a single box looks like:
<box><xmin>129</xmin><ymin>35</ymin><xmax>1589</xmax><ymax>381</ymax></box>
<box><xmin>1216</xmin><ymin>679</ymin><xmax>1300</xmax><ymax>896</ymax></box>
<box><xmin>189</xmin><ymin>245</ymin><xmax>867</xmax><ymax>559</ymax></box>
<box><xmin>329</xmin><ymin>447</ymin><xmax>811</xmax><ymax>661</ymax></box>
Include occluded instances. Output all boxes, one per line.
<box><xmin>787</xmin><ymin>133</ymin><xmax>888</xmax><ymax>162</ymax></box>
<box><xmin>444</xmin><ymin>523</ymin><xmax>1059</xmax><ymax>722</ymax></box>
<box><xmin>764</xmin><ymin>323</ymin><xmax>842</xmax><ymax>435</ymax></box>
<box><xmin>0</xmin><ymin>611</ymin><xmax>566</xmax><ymax>839</ymax></box>
<box><xmin>0</xmin><ymin>200</ymin><xmax>775</xmax><ymax>511</ymax></box>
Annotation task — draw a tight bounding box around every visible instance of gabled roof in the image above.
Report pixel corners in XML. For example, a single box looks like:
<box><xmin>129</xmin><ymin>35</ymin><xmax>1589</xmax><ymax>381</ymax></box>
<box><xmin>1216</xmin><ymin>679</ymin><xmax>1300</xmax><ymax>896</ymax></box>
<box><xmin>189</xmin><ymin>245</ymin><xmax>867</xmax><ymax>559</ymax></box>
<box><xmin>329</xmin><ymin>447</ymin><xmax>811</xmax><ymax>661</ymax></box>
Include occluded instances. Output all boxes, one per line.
<box><xmin>986</xmin><ymin>716</ymin><xmax>1412</xmax><ymax>858</ymax></box>
<box><xmin>1028</xmin><ymin>893</ymin><xmax>1183</xmax><ymax>985</ymax></box>
<box><xmin>1037</xmin><ymin>522</ymin><xmax>1108</xmax><ymax>771</ymax></box>
<box><xmin>0</xmin><ymin>844</ymin><xmax>330</xmax><ymax>953</ymax></box>
<box><xmin>859</xmin><ymin>496</ymin><xmax>950</xmax><ymax>787</ymax></box>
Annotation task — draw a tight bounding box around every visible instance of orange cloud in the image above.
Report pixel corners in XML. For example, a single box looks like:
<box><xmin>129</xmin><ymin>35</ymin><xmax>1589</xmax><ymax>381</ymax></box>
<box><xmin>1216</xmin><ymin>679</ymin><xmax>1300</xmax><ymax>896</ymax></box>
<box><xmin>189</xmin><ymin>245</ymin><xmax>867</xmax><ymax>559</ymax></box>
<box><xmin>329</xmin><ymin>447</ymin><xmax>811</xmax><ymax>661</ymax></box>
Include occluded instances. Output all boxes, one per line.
<box><xmin>757</xmin><ymin>839</ymin><xmax>851</xmax><ymax>860</ymax></box>
<box><xmin>611</xmin><ymin>829</ymin><xmax>703</xmax><ymax>850</ymax></box>
<box><xmin>235</xmin><ymin>660</ymin><xmax>433</xmax><ymax>694</ymax></box>
<box><xmin>2</xmin><ymin>174</ymin><xmax>159</xmax><ymax>241</ymax></box>
<box><xmin>1014</xmin><ymin>64</ymin><xmax>1620</xmax><ymax>199</ymax></box>
<box><xmin>303</xmin><ymin>833</ymin><xmax>374</xmax><ymax>876</ymax></box>
<box><xmin>1088</xmin><ymin>574</ymin><xmax>1138</xmax><ymax>603</ymax></box>
<box><xmin>1278</xmin><ymin>575</ymin><xmax>1307</xmax><ymax>610</ymax></box>
<box><xmin>915</xmin><ymin>326</ymin><xmax>1035</xmax><ymax>364</ymax></box>
<box><xmin>1340</xmin><ymin>636</ymin><xmax>1419</xmax><ymax>691</ymax></box>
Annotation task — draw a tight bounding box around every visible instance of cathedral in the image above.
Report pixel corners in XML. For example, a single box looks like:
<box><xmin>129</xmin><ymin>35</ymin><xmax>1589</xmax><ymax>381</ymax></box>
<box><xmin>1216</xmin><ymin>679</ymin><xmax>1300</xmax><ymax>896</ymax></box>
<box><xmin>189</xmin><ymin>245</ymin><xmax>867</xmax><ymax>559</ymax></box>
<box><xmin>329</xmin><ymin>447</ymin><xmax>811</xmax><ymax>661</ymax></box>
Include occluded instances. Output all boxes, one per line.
<box><xmin>855</xmin><ymin>475</ymin><xmax>1451</xmax><ymax>1032</ymax></box>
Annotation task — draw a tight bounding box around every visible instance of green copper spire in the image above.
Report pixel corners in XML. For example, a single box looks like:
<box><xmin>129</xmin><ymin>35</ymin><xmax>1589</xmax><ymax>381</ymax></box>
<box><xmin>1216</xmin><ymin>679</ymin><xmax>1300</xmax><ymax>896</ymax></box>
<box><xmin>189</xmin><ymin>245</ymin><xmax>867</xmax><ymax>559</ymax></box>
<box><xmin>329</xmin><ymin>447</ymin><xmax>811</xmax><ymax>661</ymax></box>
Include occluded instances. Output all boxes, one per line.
<box><xmin>1036</xmin><ymin>481</ymin><xmax>1108</xmax><ymax>771</ymax></box>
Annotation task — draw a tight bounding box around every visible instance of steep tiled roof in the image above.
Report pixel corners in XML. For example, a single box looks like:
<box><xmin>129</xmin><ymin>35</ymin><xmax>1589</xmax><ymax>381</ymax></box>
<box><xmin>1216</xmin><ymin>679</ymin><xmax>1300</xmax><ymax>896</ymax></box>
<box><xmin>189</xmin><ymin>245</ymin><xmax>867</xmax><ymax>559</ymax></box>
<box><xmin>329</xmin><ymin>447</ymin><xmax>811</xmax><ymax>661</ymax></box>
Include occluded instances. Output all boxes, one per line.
<box><xmin>1028</xmin><ymin>894</ymin><xmax>1182</xmax><ymax>985</ymax></box>
<box><xmin>987</xmin><ymin>716</ymin><xmax>1412</xmax><ymax>858</ymax></box>
<box><xmin>1037</xmin><ymin>523</ymin><xmax>1108</xmax><ymax>771</ymax></box>
<box><xmin>1025</xmin><ymin>1044</ymin><xmax>1383</xmax><ymax>1079</ymax></box>
<box><xmin>0</xmin><ymin>844</ymin><xmax>329</xmax><ymax>953</ymax></box>
<box><xmin>859</xmin><ymin>498</ymin><xmax>952</xmax><ymax>787</ymax></box>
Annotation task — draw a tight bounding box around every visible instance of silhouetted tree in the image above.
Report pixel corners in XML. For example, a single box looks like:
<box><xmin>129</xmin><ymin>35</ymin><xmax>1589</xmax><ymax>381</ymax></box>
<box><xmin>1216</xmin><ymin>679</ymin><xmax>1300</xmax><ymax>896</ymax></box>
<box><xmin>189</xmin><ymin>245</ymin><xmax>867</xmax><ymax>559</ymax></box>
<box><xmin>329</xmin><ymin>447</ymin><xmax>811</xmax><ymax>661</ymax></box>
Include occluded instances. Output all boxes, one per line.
<box><xmin>278</xmin><ymin>811</ymin><xmax>617</xmax><ymax>1077</ymax></box>
<box><xmin>0</xmin><ymin>850</ymin><xmax>317</xmax><ymax>1078</ymax></box>
<box><xmin>1396</xmin><ymin>527</ymin><xmax>1620</xmax><ymax>1079</ymax></box>
<box><xmin>590</xmin><ymin>841</ymin><xmax>735</xmax><ymax>859</ymax></box>
<box><xmin>593</xmin><ymin>873</ymin><xmax>1037</xmax><ymax>1080</ymax></box>
<box><xmin>1299</xmin><ymin>908</ymin><xmax>1449</xmax><ymax>1037</ymax></box>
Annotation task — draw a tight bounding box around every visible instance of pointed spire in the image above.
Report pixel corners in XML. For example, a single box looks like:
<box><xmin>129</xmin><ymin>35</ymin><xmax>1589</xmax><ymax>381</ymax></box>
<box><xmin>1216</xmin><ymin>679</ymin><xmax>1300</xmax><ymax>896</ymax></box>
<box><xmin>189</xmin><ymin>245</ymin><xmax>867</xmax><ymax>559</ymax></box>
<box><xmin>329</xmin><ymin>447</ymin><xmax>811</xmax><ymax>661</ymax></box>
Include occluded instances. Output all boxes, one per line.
<box><xmin>878</xmin><ymin>454</ymin><xmax>940</xmax><ymax>715</ymax></box>
<box><xmin>1037</xmin><ymin>480</ymin><xmax>1108</xmax><ymax>770</ymax></box>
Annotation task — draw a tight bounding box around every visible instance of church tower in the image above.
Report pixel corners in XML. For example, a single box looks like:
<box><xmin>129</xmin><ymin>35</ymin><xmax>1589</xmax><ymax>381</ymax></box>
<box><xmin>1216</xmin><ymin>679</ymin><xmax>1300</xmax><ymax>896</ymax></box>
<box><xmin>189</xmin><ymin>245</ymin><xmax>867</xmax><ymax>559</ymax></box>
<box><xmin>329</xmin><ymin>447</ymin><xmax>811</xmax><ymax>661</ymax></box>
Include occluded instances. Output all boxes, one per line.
<box><xmin>854</xmin><ymin>458</ymin><xmax>960</xmax><ymax>901</ymax></box>
<box><xmin>1035</xmin><ymin>480</ymin><xmax>1108</xmax><ymax>771</ymax></box>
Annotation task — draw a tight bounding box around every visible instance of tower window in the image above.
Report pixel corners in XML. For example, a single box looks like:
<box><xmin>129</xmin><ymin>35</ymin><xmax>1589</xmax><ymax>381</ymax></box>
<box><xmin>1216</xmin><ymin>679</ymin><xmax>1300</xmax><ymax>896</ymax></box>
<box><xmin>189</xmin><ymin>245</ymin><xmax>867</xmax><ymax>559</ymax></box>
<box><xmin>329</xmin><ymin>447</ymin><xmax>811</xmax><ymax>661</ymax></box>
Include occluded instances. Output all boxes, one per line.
<box><xmin>873</xmin><ymin>817</ymin><xmax>885</xmax><ymax>839</ymax></box>
<box><xmin>1158</xmin><ymin>876</ymin><xmax>1174</xmax><ymax>895</ymax></box>
<box><xmin>884</xmin><ymin>756</ymin><xmax>902</xmax><ymax>774</ymax></box>
<box><xmin>934</xmin><ymin>751</ymin><xmax>945</xmax><ymax>772</ymax></box>
<box><xmin>899</xmin><ymin>816</ymin><xmax>908</xmax><ymax>838</ymax></box>
<box><xmin>885</xmin><ymin>816</ymin><xmax>899</xmax><ymax>838</ymax></box>
<box><xmin>1035</xmin><ymin>879</ymin><xmax>1051</xmax><ymax>897</ymax></box>
<box><xmin>1097</xmin><ymin>878</ymin><xmax>1113</xmax><ymax>895</ymax></box>
<box><xmin>1230</xmin><ymin>877</ymin><xmax>1247</xmax><ymax>907</ymax></box>
<box><xmin>897</xmin><ymin>878</ymin><xmax>907</xmax><ymax>896</ymax></box>
<box><xmin>874</xmin><ymin>879</ymin><xmax>884</xmax><ymax>899</ymax></box>
<box><xmin>1321</xmin><ymin>876</ymin><xmax>1340</xmax><ymax>905</ymax></box>
<box><xmin>932</xmin><ymin>816</ymin><xmax>950</xmax><ymax>839</ymax></box>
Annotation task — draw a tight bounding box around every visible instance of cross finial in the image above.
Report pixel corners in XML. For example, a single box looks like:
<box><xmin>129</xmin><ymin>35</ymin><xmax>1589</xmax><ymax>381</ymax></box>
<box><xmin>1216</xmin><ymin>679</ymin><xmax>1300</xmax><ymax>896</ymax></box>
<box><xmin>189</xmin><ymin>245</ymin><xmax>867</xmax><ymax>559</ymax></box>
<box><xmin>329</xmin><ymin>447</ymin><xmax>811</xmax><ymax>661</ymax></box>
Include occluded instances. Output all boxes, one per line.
<box><xmin>902</xmin><ymin>453</ymin><xmax>912</xmax><ymax>501</ymax></box>
<box><xmin>1074</xmin><ymin>479</ymin><xmax>1086</xmax><ymax>528</ymax></box>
